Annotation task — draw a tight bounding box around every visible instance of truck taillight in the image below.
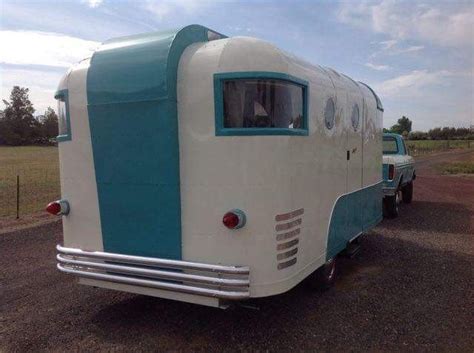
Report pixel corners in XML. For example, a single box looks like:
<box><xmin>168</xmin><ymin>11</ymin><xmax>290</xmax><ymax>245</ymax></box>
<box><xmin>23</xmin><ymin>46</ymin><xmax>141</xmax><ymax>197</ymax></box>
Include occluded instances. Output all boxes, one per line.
<box><xmin>388</xmin><ymin>164</ymin><xmax>395</xmax><ymax>180</ymax></box>
<box><xmin>222</xmin><ymin>209</ymin><xmax>246</xmax><ymax>230</ymax></box>
<box><xmin>46</xmin><ymin>200</ymin><xmax>70</xmax><ymax>216</ymax></box>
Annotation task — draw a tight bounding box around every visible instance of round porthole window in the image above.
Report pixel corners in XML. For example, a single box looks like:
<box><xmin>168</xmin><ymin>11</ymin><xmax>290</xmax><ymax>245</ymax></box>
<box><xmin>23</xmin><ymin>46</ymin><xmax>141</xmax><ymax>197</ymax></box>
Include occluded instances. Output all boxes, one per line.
<box><xmin>351</xmin><ymin>104</ymin><xmax>360</xmax><ymax>130</ymax></box>
<box><xmin>324</xmin><ymin>98</ymin><xmax>335</xmax><ymax>129</ymax></box>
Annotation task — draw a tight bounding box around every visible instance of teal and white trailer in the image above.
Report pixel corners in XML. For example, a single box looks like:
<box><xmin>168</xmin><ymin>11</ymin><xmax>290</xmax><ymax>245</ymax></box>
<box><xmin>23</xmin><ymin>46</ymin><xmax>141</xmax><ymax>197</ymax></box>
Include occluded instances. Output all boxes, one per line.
<box><xmin>50</xmin><ymin>25</ymin><xmax>384</xmax><ymax>308</ymax></box>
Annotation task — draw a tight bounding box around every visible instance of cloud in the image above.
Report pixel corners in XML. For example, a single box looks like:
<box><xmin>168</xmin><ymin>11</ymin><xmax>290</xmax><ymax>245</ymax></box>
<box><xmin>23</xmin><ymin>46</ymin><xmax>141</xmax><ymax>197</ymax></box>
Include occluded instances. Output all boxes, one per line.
<box><xmin>0</xmin><ymin>31</ymin><xmax>99</xmax><ymax>68</ymax></box>
<box><xmin>337</xmin><ymin>1</ymin><xmax>474</xmax><ymax>48</ymax></box>
<box><xmin>144</xmin><ymin>0</ymin><xmax>211</xmax><ymax>20</ymax></box>
<box><xmin>379</xmin><ymin>40</ymin><xmax>398</xmax><ymax>50</ymax></box>
<box><xmin>373</xmin><ymin>70</ymin><xmax>451</xmax><ymax>98</ymax></box>
<box><xmin>83</xmin><ymin>0</ymin><xmax>103</xmax><ymax>8</ymax></box>
<box><xmin>365</xmin><ymin>62</ymin><xmax>391</xmax><ymax>71</ymax></box>
<box><xmin>394</xmin><ymin>45</ymin><xmax>424</xmax><ymax>55</ymax></box>
<box><xmin>371</xmin><ymin>42</ymin><xmax>425</xmax><ymax>58</ymax></box>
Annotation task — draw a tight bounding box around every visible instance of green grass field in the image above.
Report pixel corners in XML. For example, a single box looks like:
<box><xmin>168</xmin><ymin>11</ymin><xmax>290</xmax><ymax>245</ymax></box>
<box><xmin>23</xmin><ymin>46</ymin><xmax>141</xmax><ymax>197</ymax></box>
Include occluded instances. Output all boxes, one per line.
<box><xmin>0</xmin><ymin>146</ymin><xmax>60</xmax><ymax>218</ymax></box>
<box><xmin>406</xmin><ymin>140</ymin><xmax>473</xmax><ymax>156</ymax></box>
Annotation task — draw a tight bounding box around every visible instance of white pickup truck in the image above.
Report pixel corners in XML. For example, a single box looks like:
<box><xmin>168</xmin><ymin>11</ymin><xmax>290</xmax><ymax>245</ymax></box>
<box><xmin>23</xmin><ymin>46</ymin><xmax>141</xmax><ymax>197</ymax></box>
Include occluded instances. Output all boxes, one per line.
<box><xmin>382</xmin><ymin>133</ymin><xmax>416</xmax><ymax>218</ymax></box>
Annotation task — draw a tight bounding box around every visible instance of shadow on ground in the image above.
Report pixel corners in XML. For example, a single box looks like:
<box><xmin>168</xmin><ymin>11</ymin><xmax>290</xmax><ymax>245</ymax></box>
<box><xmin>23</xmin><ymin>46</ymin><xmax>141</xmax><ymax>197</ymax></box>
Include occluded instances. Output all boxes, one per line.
<box><xmin>380</xmin><ymin>200</ymin><xmax>472</xmax><ymax>235</ymax></box>
<box><xmin>80</xmin><ymin>233</ymin><xmax>472</xmax><ymax>351</ymax></box>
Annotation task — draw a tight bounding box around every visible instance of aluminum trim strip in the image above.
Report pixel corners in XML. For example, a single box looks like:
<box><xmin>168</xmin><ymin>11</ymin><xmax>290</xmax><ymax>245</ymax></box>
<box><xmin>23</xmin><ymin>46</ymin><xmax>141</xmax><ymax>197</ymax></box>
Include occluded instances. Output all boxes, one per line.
<box><xmin>57</xmin><ymin>245</ymin><xmax>249</xmax><ymax>274</ymax></box>
<box><xmin>275</xmin><ymin>218</ymin><xmax>302</xmax><ymax>231</ymax></box>
<box><xmin>275</xmin><ymin>208</ymin><xmax>304</xmax><ymax>222</ymax></box>
<box><xmin>276</xmin><ymin>228</ymin><xmax>300</xmax><ymax>241</ymax></box>
<box><xmin>57</xmin><ymin>255</ymin><xmax>249</xmax><ymax>287</ymax></box>
<box><xmin>276</xmin><ymin>238</ymin><xmax>299</xmax><ymax>251</ymax></box>
<box><xmin>276</xmin><ymin>247</ymin><xmax>298</xmax><ymax>261</ymax></box>
<box><xmin>277</xmin><ymin>258</ymin><xmax>297</xmax><ymax>270</ymax></box>
<box><xmin>57</xmin><ymin>264</ymin><xmax>249</xmax><ymax>300</ymax></box>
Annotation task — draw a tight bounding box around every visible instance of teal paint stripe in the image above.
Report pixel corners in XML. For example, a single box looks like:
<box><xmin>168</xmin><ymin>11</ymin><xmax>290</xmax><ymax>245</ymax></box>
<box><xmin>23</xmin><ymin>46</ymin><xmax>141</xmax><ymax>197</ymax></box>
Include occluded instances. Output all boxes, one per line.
<box><xmin>86</xmin><ymin>25</ymin><xmax>218</xmax><ymax>259</ymax></box>
<box><xmin>326</xmin><ymin>181</ymin><xmax>383</xmax><ymax>260</ymax></box>
<box><xmin>214</xmin><ymin>71</ymin><xmax>309</xmax><ymax>136</ymax></box>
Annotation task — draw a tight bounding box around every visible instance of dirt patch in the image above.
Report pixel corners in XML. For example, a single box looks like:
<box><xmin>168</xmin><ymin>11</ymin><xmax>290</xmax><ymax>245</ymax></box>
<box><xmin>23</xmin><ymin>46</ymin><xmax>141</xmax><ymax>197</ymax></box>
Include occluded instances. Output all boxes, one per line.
<box><xmin>0</xmin><ymin>212</ymin><xmax>60</xmax><ymax>235</ymax></box>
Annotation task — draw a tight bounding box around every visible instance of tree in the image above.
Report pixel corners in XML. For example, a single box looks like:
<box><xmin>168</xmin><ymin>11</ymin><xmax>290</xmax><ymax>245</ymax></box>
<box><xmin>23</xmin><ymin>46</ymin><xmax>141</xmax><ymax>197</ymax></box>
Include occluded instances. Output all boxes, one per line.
<box><xmin>39</xmin><ymin>107</ymin><xmax>59</xmax><ymax>140</ymax></box>
<box><xmin>390</xmin><ymin>116</ymin><xmax>412</xmax><ymax>135</ymax></box>
<box><xmin>0</xmin><ymin>86</ymin><xmax>40</xmax><ymax>145</ymax></box>
<box><xmin>409</xmin><ymin>131</ymin><xmax>428</xmax><ymax>140</ymax></box>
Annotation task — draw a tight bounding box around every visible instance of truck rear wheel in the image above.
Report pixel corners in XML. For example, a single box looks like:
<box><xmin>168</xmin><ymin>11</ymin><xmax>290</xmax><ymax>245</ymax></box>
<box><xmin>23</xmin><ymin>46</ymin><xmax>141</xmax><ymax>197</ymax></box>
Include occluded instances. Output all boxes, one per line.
<box><xmin>307</xmin><ymin>257</ymin><xmax>338</xmax><ymax>290</ymax></box>
<box><xmin>402</xmin><ymin>181</ymin><xmax>413</xmax><ymax>203</ymax></box>
<box><xmin>384</xmin><ymin>193</ymin><xmax>399</xmax><ymax>218</ymax></box>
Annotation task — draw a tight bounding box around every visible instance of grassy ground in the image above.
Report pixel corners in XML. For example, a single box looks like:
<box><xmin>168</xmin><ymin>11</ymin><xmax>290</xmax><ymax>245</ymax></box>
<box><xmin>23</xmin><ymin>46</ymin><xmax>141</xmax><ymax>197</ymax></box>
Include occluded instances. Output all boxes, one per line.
<box><xmin>435</xmin><ymin>153</ymin><xmax>474</xmax><ymax>175</ymax></box>
<box><xmin>406</xmin><ymin>140</ymin><xmax>473</xmax><ymax>156</ymax></box>
<box><xmin>0</xmin><ymin>146</ymin><xmax>60</xmax><ymax>218</ymax></box>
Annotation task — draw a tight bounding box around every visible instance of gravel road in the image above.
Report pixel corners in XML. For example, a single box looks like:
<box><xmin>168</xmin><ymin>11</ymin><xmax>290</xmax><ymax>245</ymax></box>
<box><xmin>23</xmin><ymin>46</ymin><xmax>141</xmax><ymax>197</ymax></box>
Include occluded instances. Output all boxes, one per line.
<box><xmin>1</xmin><ymin>150</ymin><xmax>473</xmax><ymax>352</ymax></box>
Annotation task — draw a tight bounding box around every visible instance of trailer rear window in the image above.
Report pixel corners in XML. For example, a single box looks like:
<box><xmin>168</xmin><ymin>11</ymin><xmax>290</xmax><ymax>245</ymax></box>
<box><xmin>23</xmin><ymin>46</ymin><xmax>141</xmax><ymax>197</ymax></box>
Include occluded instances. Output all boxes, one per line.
<box><xmin>55</xmin><ymin>89</ymin><xmax>71</xmax><ymax>142</ymax></box>
<box><xmin>383</xmin><ymin>136</ymin><xmax>398</xmax><ymax>154</ymax></box>
<box><xmin>214</xmin><ymin>72</ymin><xmax>308</xmax><ymax>136</ymax></box>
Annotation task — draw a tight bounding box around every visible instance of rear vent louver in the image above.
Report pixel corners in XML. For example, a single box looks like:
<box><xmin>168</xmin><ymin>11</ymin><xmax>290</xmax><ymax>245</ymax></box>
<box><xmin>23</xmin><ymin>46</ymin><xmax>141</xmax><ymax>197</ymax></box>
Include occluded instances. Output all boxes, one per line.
<box><xmin>275</xmin><ymin>208</ymin><xmax>303</xmax><ymax>270</ymax></box>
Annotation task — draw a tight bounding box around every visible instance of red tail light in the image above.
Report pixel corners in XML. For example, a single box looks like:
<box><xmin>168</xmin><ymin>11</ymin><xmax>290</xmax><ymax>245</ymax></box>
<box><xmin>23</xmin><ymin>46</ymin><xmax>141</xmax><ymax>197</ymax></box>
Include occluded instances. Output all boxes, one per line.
<box><xmin>46</xmin><ymin>200</ymin><xmax>70</xmax><ymax>216</ymax></box>
<box><xmin>222</xmin><ymin>209</ymin><xmax>246</xmax><ymax>230</ymax></box>
<box><xmin>46</xmin><ymin>202</ymin><xmax>61</xmax><ymax>215</ymax></box>
<box><xmin>388</xmin><ymin>164</ymin><xmax>395</xmax><ymax>180</ymax></box>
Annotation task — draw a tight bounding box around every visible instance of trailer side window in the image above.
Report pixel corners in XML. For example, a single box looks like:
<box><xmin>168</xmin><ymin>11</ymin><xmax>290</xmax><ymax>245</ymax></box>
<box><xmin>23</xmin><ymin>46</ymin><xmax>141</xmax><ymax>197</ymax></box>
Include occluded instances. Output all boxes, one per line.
<box><xmin>324</xmin><ymin>98</ymin><xmax>335</xmax><ymax>129</ymax></box>
<box><xmin>214</xmin><ymin>72</ymin><xmax>308</xmax><ymax>136</ymax></box>
<box><xmin>55</xmin><ymin>90</ymin><xmax>71</xmax><ymax>142</ymax></box>
<box><xmin>383</xmin><ymin>136</ymin><xmax>398</xmax><ymax>154</ymax></box>
<box><xmin>351</xmin><ymin>104</ymin><xmax>360</xmax><ymax>130</ymax></box>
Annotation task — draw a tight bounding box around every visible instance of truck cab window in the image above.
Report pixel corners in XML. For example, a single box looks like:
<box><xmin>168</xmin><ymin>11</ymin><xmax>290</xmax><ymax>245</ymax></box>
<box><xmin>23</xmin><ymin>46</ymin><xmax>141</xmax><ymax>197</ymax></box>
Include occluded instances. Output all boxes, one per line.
<box><xmin>383</xmin><ymin>136</ymin><xmax>398</xmax><ymax>154</ymax></box>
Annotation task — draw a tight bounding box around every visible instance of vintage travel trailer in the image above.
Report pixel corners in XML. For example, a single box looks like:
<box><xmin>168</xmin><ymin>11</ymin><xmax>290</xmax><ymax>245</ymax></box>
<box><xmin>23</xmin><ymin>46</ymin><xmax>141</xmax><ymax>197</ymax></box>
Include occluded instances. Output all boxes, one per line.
<box><xmin>49</xmin><ymin>25</ymin><xmax>384</xmax><ymax>308</ymax></box>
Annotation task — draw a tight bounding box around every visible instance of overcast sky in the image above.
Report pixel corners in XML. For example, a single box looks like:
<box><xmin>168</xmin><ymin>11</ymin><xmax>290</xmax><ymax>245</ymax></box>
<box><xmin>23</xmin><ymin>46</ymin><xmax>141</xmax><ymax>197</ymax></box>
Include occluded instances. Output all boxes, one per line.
<box><xmin>1</xmin><ymin>0</ymin><xmax>472</xmax><ymax>131</ymax></box>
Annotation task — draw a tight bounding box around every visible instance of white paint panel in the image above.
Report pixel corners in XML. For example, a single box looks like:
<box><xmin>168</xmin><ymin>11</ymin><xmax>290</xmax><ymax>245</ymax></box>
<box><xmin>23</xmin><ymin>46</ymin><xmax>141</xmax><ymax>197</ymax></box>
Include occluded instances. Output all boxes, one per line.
<box><xmin>177</xmin><ymin>37</ymin><xmax>382</xmax><ymax>297</ymax></box>
<box><xmin>58</xmin><ymin>59</ymin><xmax>103</xmax><ymax>251</ymax></box>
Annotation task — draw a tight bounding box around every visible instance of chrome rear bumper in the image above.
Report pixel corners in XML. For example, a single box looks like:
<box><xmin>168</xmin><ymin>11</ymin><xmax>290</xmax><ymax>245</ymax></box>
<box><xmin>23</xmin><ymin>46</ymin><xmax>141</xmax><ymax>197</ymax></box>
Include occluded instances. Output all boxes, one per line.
<box><xmin>56</xmin><ymin>245</ymin><xmax>250</xmax><ymax>300</ymax></box>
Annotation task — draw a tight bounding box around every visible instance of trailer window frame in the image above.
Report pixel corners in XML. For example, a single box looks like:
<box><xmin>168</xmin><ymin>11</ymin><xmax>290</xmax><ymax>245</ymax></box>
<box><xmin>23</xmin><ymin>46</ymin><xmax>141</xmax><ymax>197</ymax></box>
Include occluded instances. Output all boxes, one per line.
<box><xmin>214</xmin><ymin>72</ymin><xmax>309</xmax><ymax>136</ymax></box>
<box><xmin>54</xmin><ymin>89</ymin><xmax>72</xmax><ymax>142</ymax></box>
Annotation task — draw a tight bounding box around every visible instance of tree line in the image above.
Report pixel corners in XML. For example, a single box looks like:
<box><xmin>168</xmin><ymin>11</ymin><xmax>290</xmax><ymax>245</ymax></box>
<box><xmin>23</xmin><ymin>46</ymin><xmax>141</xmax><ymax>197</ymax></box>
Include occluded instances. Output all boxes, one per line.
<box><xmin>0</xmin><ymin>86</ymin><xmax>58</xmax><ymax>146</ymax></box>
<box><xmin>383</xmin><ymin>116</ymin><xmax>473</xmax><ymax>140</ymax></box>
<box><xmin>1</xmin><ymin>86</ymin><xmax>472</xmax><ymax>145</ymax></box>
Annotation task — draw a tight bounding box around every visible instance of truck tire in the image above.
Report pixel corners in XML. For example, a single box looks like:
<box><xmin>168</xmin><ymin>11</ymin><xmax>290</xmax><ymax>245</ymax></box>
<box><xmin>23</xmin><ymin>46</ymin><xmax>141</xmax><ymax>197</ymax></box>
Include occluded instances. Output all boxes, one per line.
<box><xmin>402</xmin><ymin>181</ymin><xmax>413</xmax><ymax>203</ymax></box>
<box><xmin>307</xmin><ymin>257</ymin><xmax>338</xmax><ymax>290</ymax></box>
<box><xmin>384</xmin><ymin>193</ymin><xmax>399</xmax><ymax>218</ymax></box>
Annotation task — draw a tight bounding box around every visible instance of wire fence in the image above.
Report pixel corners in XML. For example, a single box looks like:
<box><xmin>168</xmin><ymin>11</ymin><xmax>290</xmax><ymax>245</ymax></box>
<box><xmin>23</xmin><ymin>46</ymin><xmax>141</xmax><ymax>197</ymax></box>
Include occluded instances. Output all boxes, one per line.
<box><xmin>0</xmin><ymin>169</ymin><xmax>60</xmax><ymax>218</ymax></box>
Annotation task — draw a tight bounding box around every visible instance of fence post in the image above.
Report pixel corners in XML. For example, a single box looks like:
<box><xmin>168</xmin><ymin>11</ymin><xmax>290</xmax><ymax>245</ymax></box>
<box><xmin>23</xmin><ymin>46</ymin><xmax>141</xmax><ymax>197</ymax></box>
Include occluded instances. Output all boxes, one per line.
<box><xmin>16</xmin><ymin>175</ymin><xmax>20</xmax><ymax>219</ymax></box>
